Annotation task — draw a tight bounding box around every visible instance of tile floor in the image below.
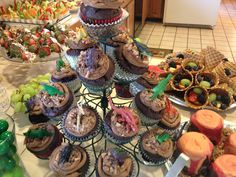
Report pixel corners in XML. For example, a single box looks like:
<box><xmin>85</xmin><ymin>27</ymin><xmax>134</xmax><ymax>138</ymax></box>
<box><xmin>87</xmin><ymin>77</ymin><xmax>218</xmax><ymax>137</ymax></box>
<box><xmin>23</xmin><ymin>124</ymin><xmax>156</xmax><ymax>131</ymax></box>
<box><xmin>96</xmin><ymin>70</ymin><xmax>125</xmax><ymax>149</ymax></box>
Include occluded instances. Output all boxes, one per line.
<box><xmin>136</xmin><ymin>0</ymin><xmax>236</xmax><ymax>63</ymax></box>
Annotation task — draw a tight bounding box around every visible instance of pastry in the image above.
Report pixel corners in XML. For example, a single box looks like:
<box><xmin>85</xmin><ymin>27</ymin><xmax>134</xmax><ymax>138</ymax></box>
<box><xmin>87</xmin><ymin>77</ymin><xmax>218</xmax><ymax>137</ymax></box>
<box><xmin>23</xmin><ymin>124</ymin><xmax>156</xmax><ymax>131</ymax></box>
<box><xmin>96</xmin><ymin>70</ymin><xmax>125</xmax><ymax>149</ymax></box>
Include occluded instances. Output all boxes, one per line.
<box><xmin>24</xmin><ymin>123</ymin><xmax>63</xmax><ymax>159</ymax></box>
<box><xmin>139</xmin><ymin>128</ymin><xmax>174</xmax><ymax>163</ymax></box>
<box><xmin>184</xmin><ymin>86</ymin><xmax>208</xmax><ymax>109</ymax></box>
<box><xmin>49</xmin><ymin>144</ymin><xmax>89</xmax><ymax>177</ymax></box>
<box><xmin>182</xmin><ymin>58</ymin><xmax>204</xmax><ymax>75</ymax></box>
<box><xmin>189</xmin><ymin>109</ymin><xmax>223</xmax><ymax>144</ymax></box>
<box><xmin>39</xmin><ymin>82</ymin><xmax>74</xmax><ymax>120</ymax></box>
<box><xmin>96</xmin><ymin>148</ymin><xmax>134</xmax><ymax>177</ymax></box>
<box><xmin>170</xmin><ymin>71</ymin><xmax>193</xmax><ymax>91</ymax></box>
<box><xmin>62</xmin><ymin>104</ymin><xmax>101</xmax><ymax>142</ymax></box>
<box><xmin>224</xmin><ymin>132</ymin><xmax>236</xmax><ymax>155</ymax></box>
<box><xmin>177</xmin><ymin>132</ymin><xmax>213</xmax><ymax>176</ymax></box>
<box><xmin>210</xmin><ymin>154</ymin><xmax>236</xmax><ymax>177</ymax></box>
<box><xmin>195</xmin><ymin>72</ymin><xmax>219</xmax><ymax>89</ymax></box>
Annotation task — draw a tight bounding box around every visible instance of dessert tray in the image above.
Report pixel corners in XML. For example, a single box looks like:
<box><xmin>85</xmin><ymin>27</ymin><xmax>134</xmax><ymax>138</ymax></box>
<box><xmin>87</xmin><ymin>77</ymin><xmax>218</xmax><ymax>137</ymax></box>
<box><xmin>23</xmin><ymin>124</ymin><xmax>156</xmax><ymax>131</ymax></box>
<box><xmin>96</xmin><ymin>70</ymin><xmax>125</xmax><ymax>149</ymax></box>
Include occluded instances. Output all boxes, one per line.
<box><xmin>165</xmin><ymin>120</ymin><xmax>236</xmax><ymax>177</ymax></box>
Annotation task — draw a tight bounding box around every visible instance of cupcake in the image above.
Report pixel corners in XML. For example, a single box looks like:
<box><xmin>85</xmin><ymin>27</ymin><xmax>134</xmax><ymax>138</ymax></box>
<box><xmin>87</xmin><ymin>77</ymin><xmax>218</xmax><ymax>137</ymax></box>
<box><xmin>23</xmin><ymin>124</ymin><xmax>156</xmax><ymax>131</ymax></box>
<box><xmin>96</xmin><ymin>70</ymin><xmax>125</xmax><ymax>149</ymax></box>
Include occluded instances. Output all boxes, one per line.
<box><xmin>104</xmin><ymin>98</ymin><xmax>141</xmax><ymax>144</ymax></box>
<box><xmin>184</xmin><ymin>86</ymin><xmax>208</xmax><ymax>109</ymax></box>
<box><xmin>210</xmin><ymin>154</ymin><xmax>236</xmax><ymax>177</ymax></box>
<box><xmin>177</xmin><ymin>132</ymin><xmax>214</xmax><ymax>176</ymax></box>
<box><xmin>182</xmin><ymin>58</ymin><xmax>204</xmax><ymax>74</ymax></box>
<box><xmin>170</xmin><ymin>71</ymin><xmax>193</xmax><ymax>91</ymax></box>
<box><xmin>51</xmin><ymin>57</ymin><xmax>81</xmax><ymax>92</ymax></box>
<box><xmin>76</xmin><ymin>46</ymin><xmax>115</xmax><ymax>92</ymax></box>
<box><xmin>80</xmin><ymin>1</ymin><xmax>123</xmax><ymax>25</ymax></box>
<box><xmin>25</xmin><ymin>96</ymin><xmax>49</xmax><ymax>124</ymax></box>
<box><xmin>39</xmin><ymin>82</ymin><xmax>74</xmax><ymax>120</ymax></box>
<box><xmin>224</xmin><ymin>132</ymin><xmax>236</xmax><ymax>155</ymax></box>
<box><xmin>196</xmin><ymin>72</ymin><xmax>219</xmax><ymax>89</ymax></box>
<box><xmin>24</xmin><ymin>123</ymin><xmax>63</xmax><ymax>159</ymax></box>
<box><xmin>62</xmin><ymin>103</ymin><xmax>102</xmax><ymax>142</ymax></box>
<box><xmin>114</xmin><ymin>43</ymin><xmax>148</xmax><ymax>82</ymax></box>
<box><xmin>49</xmin><ymin>144</ymin><xmax>89</xmax><ymax>177</ymax></box>
<box><xmin>157</xmin><ymin>98</ymin><xmax>181</xmax><ymax>133</ymax></box>
<box><xmin>139</xmin><ymin>128</ymin><xmax>174</xmax><ymax>164</ymax></box>
<box><xmin>96</xmin><ymin>148</ymin><xmax>134</xmax><ymax>177</ymax></box>
<box><xmin>189</xmin><ymin>109</ymin><xmax>223</xmax><ymax>144</ymax></box>
<box><xmin>209</xmin><ymin>87</ymin><xmax>232</xmax><ymax>111</ymax></box>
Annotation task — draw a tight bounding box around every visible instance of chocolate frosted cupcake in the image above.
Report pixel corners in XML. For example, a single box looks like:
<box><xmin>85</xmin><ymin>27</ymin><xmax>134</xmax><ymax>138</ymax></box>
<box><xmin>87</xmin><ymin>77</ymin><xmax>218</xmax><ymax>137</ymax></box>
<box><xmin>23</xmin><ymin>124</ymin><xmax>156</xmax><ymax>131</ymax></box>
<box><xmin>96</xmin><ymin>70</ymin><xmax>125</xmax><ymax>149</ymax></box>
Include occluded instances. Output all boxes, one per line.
<box><xmin>51</xmin><ymin>58</ymin><xmax>81</xmax><ymax>92</ymax></box>
<box><xmin>133</xmin><ymin>90</ymin><xmax>166</xmax><ymax>125</ymax></box>
<box><xmin>39</xmin><ymin>82</ymin><xmax>74</xmax><ymax>120</ymax></box>
<box><xmin>49</xmin><ymin>144</ymin><xmax>89</xmax><ymax>177</ymax></box>
<box><xmin>104</xmin><ymin>99</ymin><xmax>141</xmax><ymax>144</ymax></box>
<box><xmin>80</xmin><ymin>2</ymin><xmax>123</xmax><ymax>25</ymax></box>
<box><xmin>96</xmin><ymin>148</ymin><xmax>134</xmax><ymax>177</ymax></box>
<box><xmin>24</xmin><ymin>123</ymin><xmax>63</xmax><ymax>159</ymax></box>
<box><xmin>25</xmin><ymin>96</ymin><xmax>49</xmax><ymax>124</ymax></box>
<box><xmin>114</xmin><ymin>43</ymin><xmax>148</xmax><ymax>82</ymax></box>
<box><xmin>62</xmin><ymin>104</ymin><xmax>102</xmax><ymax>142</ymax></box>
<box><xmin>157</xmin><ymin>98</ymin><xmax>181</xmax><ymax>133</ymax></box>
<box><xmin>139</xmin><ymin>128</ymin><xmax>174</xmax><ymax>164</ymax></box>
<box><xmin>76</xmin><ymin>46</ymin><xmax>115</xmax><ymax>92</ymax></box>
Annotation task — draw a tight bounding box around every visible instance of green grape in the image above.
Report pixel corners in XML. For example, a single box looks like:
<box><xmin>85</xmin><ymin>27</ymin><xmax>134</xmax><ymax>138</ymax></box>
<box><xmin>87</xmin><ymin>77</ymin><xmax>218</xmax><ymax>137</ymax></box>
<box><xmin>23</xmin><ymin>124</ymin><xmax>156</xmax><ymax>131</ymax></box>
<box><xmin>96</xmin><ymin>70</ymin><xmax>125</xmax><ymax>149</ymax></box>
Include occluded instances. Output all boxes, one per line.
<box><xmin>0</xmin><ymin>140</ymin><xmax>10</xmax><ymax>155</ymax></box>
<box><xmin>18</xmin><ymin>85</ymin><xmax>26</xmax><ymax>91</ymax></box>
<box><xmin>29</xmin><ymin>82</ymin><xmax>39</xmax><ymax>89</ymax></box>
<box><xmin>20</xmin><ymin>104</ymin><xmax>27</xmax><ymax>113</ymax></box>
<box><xmin>37</xmin><ymin>79</ymin><xmax>49</xmax><ymax>84</ymax></box>
<box><xmin>0</xmin><ymin>120</ymin><xmax>9</xmax><ymax>134</ymax></box>
<box><xmin>44</xmin><ymin>73</ymin><xmax>51</xmax><ymax>79</ymax></box>
<box><xmin>38</xmin><ymin>85</ymin><xmax>43</xmax><ymax>91</ymax></box>
<box><xmin>21</xmin><ymin>86</ymin><xmax>36</xmax><ymax>97</ymax></box>
<box><xmin>0</xmin><ymin>131</ymin><xmax>14</xmax><ymax>144</ymax></box>
<box><xmin>10</xmin><ymin>93</ymin><xmax>23</xmax><ymax>105</ymax></box>
<box><xmin>23</xmin><ymin>94</ymin><xmax>31</xmax><ymax>102</ymax></box>
<box><xmin>14</xmin><ymin>102</ymin><xmax>23</xmax><ymax>113</ymax></box>
<box><xmin>29</xmin><ymin>78</ymin><xmax>38</xmax><ymax>83</ymax></box>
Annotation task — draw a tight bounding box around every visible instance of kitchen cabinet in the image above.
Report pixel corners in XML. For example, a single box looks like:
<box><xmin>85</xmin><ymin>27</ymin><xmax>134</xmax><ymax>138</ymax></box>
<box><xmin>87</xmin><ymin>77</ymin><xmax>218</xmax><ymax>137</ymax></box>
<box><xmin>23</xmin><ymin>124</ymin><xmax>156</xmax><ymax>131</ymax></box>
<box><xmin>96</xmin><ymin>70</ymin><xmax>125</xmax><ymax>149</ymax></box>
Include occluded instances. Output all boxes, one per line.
<box><xmin>123</xmin><ymin>0</ymin><xmax>135</xmax><ymax>36</ymax></box>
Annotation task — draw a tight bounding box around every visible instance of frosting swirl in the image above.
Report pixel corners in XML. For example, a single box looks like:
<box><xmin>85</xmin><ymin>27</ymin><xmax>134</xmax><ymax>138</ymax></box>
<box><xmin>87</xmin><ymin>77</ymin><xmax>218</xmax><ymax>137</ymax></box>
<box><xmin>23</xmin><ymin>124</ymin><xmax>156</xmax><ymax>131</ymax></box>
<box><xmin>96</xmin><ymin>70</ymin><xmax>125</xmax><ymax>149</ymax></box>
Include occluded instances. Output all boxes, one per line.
<box><xmin>77</xmin><ymin>47</ymin><xmax>110</xmax><ymax>80</ymax></box>
<box><xmin>49</xmin><ymin>144</ymin><xmax>88</xmax><ymax>177</ymax></box>
<box><xmin>105</xmin><ymin>32</ymin><xmax>131</xmax><ymax>47</ymax></box>
<box><xmin>142</xmin><ymin>129</ymin><xmax>173</xmax><ymax>158</ymax></box>
<box><xmin>122</xmin><ymin>43</ymin><xmax>148</xmax><ymax>68</ymax></box>
<box><xmin>97</xmin><ymin>149</ymin><xmax>133</xmax><ymax>177</ymax></box>
<box><xmin>140</xmin><ymin>90</ymin><xmax>166</xmax><ymax>112</ymax></box>
<box><xmin>51</xmin><ymin>65</ymin><xmax>77</xmax><ymax>82</ymax></box>
<box><xmin>64</xmin><ymin>106</ymin><xmax>97</xmax><ymax>137</ymax></box>
<box><xmin>82</xmin><ymin>0</ymin><xmax>124</xmax><ymax>9</ymax></box>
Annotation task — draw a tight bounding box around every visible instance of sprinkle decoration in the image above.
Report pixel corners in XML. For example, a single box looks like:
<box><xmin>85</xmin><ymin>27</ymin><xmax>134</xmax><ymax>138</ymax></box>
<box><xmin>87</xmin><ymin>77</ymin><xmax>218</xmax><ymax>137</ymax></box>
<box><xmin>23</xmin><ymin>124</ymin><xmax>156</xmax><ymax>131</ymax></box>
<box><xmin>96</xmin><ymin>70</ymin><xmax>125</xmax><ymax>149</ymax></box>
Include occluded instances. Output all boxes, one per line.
<box><xmin>109</xmin><ymin>97</ymin><xmax>138</xmax><ymax>132</ymax></box>
<box><xmin>42</xmin><ymin>84</ymin><xmax>64</xmax><ymax>96</ymax></box>
<box><xmin>156</xmin><ymin>132</ymin><xmax>171</xmax><ymax>144</ymax></box>
<box><xmin>150</xmin><ymin>73</ymin><xmax>173</xmax><ymax>100</ymax></box>
<box><xmin>23</xmin><ymin>129</ymin><xmax>53</xmax><ymax>139</ymax></box>
<box><xmin>56</xmin><ymin>55</ymin><xmax>65</xmax><ymax>72</ymax></box>
<box><xmin>134</xmin><ymin>38</ymin><xmax>152</xmax><ymax>57</ymax></box>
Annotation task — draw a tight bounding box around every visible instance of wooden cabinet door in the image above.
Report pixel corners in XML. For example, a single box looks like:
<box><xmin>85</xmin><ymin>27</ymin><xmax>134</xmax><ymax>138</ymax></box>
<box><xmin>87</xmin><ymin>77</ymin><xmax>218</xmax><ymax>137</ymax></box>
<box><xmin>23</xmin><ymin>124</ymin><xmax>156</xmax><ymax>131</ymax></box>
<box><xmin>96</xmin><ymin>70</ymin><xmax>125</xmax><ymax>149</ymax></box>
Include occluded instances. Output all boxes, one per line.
<box><xmin>142</xmin><ymin>0</ymin><xmax>150</xmax><ymax>27</ymax></box>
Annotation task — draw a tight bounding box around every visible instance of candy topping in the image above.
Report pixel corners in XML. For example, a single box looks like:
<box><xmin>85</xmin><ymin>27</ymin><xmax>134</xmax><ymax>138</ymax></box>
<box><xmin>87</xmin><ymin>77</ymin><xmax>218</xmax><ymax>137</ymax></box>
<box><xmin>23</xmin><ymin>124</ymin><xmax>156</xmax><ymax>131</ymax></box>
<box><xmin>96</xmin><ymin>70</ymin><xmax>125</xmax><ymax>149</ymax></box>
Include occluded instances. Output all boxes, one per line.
<box><xmin>23</xmin><ymin>129</ymin><xmax>52</xmax><ymax>139</ymax></box>
<box><xmin>156</xmin><ymin>132</ymin><xmax>171</xmax><ymax>144</ymax></box>
<box><xmin>76</xmin><ymin>101</ymin><xmax>85</xmax><ymax>131</ymax></box>
<box><xmin>109</xmin><ymin>97</ymin><xmax>138</xmax><ymax>132</ymax></box>
<box><xmin>42</xmin><ymin>84</ymin><xmax>64</xmax><ymax>96</ymax></box>
<box><xmin>56</xmin><ymin>55</ymin><xmax>65</xmax><ymax>72</ymax></box>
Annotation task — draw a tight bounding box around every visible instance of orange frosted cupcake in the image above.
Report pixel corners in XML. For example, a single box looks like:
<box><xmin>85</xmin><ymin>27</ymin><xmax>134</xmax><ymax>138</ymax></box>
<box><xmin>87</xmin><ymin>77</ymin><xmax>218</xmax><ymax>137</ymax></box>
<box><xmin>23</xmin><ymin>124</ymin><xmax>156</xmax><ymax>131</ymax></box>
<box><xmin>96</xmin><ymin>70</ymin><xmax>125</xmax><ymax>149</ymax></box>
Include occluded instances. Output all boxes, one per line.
<box><xmin>190</xmin><ymin>110</ymin><xmax>223</xmax><ymax>144</ymax></box>
<box><xmin>224</xmin><ymin>132</ymin><xmax>236</xmax><ymax>155</ymax></box>
<box><xmin>177</xmin><ymin>132</ymin><xmax>214</xmax><ymax>176</ymax></box>
<box><xmin>210</xmin><ymin>154</ymin><xmax>236</xmax><ymax>177</ymax></box>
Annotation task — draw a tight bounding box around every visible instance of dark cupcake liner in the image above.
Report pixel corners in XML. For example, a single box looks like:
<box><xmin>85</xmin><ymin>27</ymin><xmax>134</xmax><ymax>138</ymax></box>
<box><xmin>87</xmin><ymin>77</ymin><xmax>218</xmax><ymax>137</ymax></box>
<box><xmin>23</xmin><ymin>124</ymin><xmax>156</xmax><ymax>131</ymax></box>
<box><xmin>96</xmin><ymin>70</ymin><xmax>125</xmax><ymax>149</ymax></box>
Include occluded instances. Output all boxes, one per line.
<box><xmin>129</xmin><ymin>81</ymin><xmax>146</xmax><ymax>97</ymax></box>
<box><xmin>131</xmin><ymin>101</ymin><xmax>160</xmax><ymax>126</ymax></box>
<box><xmin>77</xmin><ymin>146</ymin><xmax>91</xmax><ymax>177</ymax></box>
<box><xmin>28</xmin><ymin>113</ymin><xmax>49</xmax><ymax>124</ymax></box>
<box><xmin>61</xmin><ymin>105</ymin><xmax>102</xmax><ymax>142</ymax></box>
<box><xmin>95</xmin><ymin>149</ymin><xmax>137</xmax><ymax>177</ymax></box>
<box><xmin>138</xmin><ymin>132</ymin><xmax>170</xmax><ymax>165</ymax></box>
<box><xmin>156</xmin><ymin>121</ymin><xmax>181</xmax><ymax>134</ymax></box>
<box><xmin>103</xmin><ymin>110</ymin><xmax>137</xmax><ymax>145</ymax></box>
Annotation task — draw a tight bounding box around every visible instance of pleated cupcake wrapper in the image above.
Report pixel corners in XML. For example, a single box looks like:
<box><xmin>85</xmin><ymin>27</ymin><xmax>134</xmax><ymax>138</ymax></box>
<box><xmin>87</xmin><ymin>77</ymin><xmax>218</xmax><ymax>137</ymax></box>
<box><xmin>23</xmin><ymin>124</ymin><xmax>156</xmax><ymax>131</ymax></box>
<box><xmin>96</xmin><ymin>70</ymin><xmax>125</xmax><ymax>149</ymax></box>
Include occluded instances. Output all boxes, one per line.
<box><xmin>131</xmin><ymin>101</ymin><xmax>160</xmax><ymax>126</ymax></box>
<box><xmin>48</xmin><ymin>93</ymin><xmax>76</xmax><ymax>122</ymax></box>
<box><xmin>95</xmin><ymin>150</ymin><xmax>137</xmax><ymax>177</ymax></box>
<box><xmin>61</xmin><ymin>105</ymin><xmax>102</xmax><ymax>142</ymax></box>
<box><xmin>64</xmin><ymin>52</ymin><xmax>78</xmax><ymax>70</ymax></box>
<box><xmin>209</xmin><ymin>87</ymin><xmax>233</xmax><ymax>111</ymax></box>
<box><xmin>181</xmin><ymin>58</ymin><xmax>205</xmax><ymax>75</ymax></box>
<box><xmin>81</xmin><ymin>74</ymin><xmax>114</xmax><ymax>93</ymax></box>
<box><xmin>129</xmin><ymin>82</ymin><xmax>146</xmax><ymax>96</ymax></box>
<box><xmin>195</xmin><ymin>72</ymin><xmax>219</xmax><ymax>89</ymax></box>
<box><xmin>103</xmin><ymin>122</ymin><xmax>135</xmax><ymax>145</ymax></box>
<box><xmin>170</xmin><ymin>71</ymin><xmax>194</xmax><ymax>92</ymax></box>
<box><xmin>184</xmin><ymin>86</ymin><xmax>209</xmax><ymax>109</ymax></box>
<box><xmin>78</xmin><ymin>9</ymin><xmax>129</xmax><ymax>40</ymax></box>
<box><xmin>138</xmin><ymin>133</ymin><xmax>169</xmax><ymax>165</ymax></box>
<box><xmin>100</xmin><ymin>44</ymin><xmax>116</xmax><ymax>60</ymax></box>
<box><xmin>110</xmin><ymin>57</ymin><xmax>142</xmax><ymax>83</ymax></box>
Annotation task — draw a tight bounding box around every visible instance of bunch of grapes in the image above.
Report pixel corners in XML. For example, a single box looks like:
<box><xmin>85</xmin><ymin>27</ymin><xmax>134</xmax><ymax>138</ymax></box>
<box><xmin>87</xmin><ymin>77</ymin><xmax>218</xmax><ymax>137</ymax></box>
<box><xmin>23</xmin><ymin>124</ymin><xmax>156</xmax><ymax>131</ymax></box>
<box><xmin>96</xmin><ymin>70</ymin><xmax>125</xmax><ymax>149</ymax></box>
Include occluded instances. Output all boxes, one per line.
<box><xmin>10</xmin><ymin>74</ymin><xmax>51</xmax><ymax>113</ymax></box>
